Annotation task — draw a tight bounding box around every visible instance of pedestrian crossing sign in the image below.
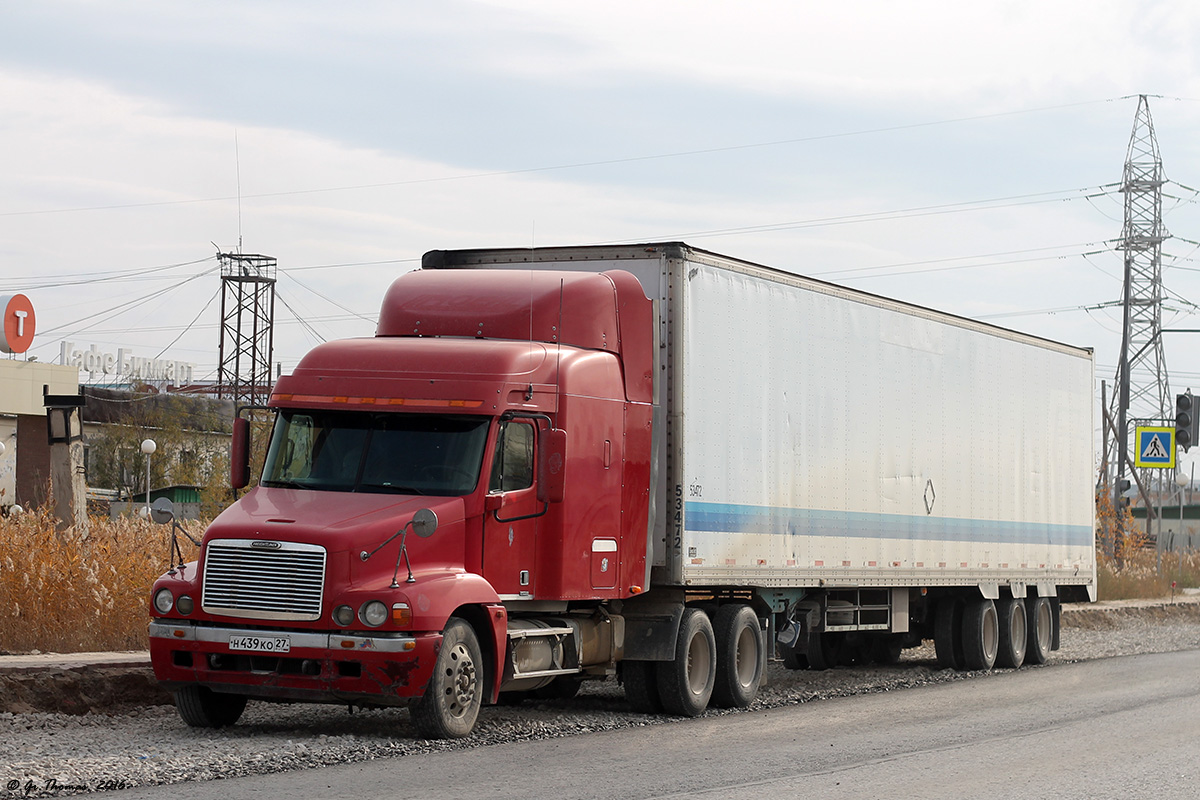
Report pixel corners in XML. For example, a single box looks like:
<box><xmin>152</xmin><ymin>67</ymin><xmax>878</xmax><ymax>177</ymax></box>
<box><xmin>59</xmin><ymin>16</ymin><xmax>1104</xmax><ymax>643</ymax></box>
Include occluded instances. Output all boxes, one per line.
<box><xmin>1135</xmin><ymin>426</ymin><xmax>1176</xmax><ymax>469</ymax></box>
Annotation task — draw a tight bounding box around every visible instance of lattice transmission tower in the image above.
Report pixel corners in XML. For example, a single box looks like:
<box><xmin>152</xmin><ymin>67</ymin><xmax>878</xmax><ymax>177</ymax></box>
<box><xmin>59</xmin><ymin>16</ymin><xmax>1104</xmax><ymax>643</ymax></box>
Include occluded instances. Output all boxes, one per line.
<box><xmin>1106</xmin><ymin>95</ymin><xmax>1171</xmax><ymax>521</ymax></box>
<box><xmin>217</xmin><ymin>252</ymin><xmax>277</xmax><ymax>408</ymax></box>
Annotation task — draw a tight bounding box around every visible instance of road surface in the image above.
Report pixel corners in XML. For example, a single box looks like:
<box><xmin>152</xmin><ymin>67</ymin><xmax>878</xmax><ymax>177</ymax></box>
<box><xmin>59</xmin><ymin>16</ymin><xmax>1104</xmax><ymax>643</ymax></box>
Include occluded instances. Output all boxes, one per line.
<box><xmin>114</xmin><ymin>649</ymin><xmax>1200</xmax><ymax>800</ymax></box>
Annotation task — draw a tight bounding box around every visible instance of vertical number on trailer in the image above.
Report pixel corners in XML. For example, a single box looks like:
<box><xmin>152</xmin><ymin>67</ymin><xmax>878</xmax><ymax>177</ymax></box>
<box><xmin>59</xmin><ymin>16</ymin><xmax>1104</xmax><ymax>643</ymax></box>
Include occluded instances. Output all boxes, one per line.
<box><xmin>674</xmin><ymin>484</ymin><xmax>683</xmax><ymax>552</ymax></box>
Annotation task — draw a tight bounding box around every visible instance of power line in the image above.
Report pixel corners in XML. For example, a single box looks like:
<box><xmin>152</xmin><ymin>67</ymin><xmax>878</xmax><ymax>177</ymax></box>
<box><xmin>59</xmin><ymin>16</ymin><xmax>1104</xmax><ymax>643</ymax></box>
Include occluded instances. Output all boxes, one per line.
<box><xmin>0</xmin><ymin>256</ymin><xmax>217</xmax><ymax>291</ymax></box>
<box><xmin>0</xmin><ymin>98</ymin><xmax>1126</xmax><ymax>219</ymax></box>
<box><xmin>608</xmin><ymin>185</ymin><xmax>1120</xmax><ymax>243</ymax></box>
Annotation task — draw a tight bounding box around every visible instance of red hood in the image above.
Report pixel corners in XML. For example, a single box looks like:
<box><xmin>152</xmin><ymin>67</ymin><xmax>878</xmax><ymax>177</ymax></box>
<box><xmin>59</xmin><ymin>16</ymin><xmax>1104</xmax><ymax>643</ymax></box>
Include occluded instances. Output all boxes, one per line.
<box><xmin>206</xmin><ymin>487</ymin><xmax>466</xmax><ymax>568</ymax></box>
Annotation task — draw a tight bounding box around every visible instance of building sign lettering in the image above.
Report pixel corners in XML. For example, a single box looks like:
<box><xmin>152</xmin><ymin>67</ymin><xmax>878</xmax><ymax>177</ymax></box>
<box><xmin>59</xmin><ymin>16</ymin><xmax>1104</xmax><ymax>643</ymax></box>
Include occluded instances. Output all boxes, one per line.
<box><xmin>59</xmin><ymin>341</ymin><xmax>196</xmax><ymax>384</ymax></box>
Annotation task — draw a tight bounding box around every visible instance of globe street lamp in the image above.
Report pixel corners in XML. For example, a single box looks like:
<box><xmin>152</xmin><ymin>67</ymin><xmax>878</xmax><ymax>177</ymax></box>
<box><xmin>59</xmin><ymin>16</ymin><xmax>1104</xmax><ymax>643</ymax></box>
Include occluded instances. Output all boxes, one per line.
<box><xmin>141</xmin><ymin>438</ymin><xmax>157</xmax><ymax>517</ymax></box>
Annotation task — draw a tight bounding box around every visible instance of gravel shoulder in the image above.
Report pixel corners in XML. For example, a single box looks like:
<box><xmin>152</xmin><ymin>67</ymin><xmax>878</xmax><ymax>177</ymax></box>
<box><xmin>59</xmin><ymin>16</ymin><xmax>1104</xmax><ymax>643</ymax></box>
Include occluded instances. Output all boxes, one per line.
<box><xmin>3</xmin><ymin>600</ymin><xmax>1200</xmax><ymax>797</ymax></box>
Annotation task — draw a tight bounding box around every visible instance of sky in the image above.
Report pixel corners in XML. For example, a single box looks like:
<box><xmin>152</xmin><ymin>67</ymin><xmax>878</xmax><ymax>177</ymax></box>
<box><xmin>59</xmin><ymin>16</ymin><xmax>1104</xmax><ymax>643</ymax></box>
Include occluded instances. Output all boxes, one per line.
<box><xmin>4</xmin><ymin>0</ymin><xmax>1200</xmax><ymax>476</ymax></box>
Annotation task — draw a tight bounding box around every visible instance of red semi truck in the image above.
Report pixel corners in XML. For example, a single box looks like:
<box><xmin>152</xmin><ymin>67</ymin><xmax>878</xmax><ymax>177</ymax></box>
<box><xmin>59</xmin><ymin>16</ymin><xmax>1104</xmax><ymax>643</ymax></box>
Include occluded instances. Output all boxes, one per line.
<box><xmin>149</xmin><ymin>243</ymin><xmax>1096</xmax><ymax>738</ymax></box>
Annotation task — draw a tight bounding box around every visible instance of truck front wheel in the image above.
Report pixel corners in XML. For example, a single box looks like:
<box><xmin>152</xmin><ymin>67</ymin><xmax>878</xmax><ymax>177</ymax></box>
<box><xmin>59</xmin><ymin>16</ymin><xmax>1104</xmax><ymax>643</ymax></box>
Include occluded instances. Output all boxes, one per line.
<box><xmin>174</xmin><ymin>685</ymin><xmax>247</xmax><ymax>728</ymax></box>
<box><xmin>411</xmin><ymin>618</ymin><xmax>483</xmax><ymax>739</ymax></box>
<box><xmin>657</xmin><ymin>608</ymin><xmax>716</xmax><ymax>717</ymax></box>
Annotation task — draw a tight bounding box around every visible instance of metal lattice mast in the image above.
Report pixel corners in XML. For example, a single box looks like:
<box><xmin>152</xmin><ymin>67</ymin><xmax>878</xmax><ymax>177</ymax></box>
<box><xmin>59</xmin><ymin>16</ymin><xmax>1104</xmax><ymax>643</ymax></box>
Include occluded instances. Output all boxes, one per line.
<box><xmin>1108</xmin><ymin>96</ymin><xmax>1170</xmax><ymax>526</ymax></box>
<box><xmin>217</xmin><ymin>252</ymin><xmax>277</xmax><ymax>408</ymax></box>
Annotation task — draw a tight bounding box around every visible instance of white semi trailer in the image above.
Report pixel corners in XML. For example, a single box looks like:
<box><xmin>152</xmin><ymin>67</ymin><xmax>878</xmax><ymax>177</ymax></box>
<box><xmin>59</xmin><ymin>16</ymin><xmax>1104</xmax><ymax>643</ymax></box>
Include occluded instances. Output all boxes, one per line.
<box><xmin>424</xmin><ymin>243</ymin><xmax>1096</xmax><ymax>681</ymax></box>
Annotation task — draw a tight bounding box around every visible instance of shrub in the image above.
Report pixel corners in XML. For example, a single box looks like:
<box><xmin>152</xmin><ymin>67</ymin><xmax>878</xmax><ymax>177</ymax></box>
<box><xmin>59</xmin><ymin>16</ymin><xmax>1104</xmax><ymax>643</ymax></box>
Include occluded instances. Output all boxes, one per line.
<box><xmin>0</xmin><ymin>508</ymin><xmax>201</xmax><ymax>653</ymax></box>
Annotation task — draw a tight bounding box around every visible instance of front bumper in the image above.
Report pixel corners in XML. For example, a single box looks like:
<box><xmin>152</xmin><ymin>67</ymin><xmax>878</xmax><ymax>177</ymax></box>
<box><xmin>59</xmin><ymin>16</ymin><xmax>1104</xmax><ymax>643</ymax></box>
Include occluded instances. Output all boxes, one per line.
<box><xmin>149</xmin><ymin>620</ymin><xmax>440</xmax><ymax>707</ymax></box>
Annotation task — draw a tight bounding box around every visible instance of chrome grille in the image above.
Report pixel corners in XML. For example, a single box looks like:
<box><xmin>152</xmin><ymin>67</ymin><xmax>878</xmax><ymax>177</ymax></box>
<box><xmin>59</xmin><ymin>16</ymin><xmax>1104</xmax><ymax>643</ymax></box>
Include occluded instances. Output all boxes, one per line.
<box><xmin>201</xmin><ymin>539</ymin><xmax>326</xmax><ymax>621</ymax></box>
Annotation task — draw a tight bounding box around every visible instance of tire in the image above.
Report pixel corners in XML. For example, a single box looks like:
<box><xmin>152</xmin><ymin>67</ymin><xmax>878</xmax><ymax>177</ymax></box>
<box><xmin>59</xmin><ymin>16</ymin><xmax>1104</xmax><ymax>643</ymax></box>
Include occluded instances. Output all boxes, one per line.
<box><xmin>411</xmin><ymin>618</ymin><xmax>484</xmax><ymax>739</ymax></box>
<box><xmin>961</xmin><ymin>598</ymin><xmax>998</xmax><ymax>671</ymax></box>
<box><xmin>934</xmin><ymin>597</ymin><xmax>965</xmax><ymax>670</ymax></box>
<box><xmin>781</xmin><ymin>648</ymin><xmax>808</xmax><ymax>670</ymax></box>
<box><xmin>995</xmin><ymin>598</ymin><xmax>1028</xmax><ymax>668</ymax></box>
<box><xmin>532</xmin><ymin>676</ymin><xmax>583</xmax><ymax>701</ymax></box>
<box><xmin>1025</xmin><ymin>596</ymin><xmax>1053</xmax><ymax>665</ymax></box>
<box><xmin>174</xmin><ymin>685</ymin><xmax>247</xmax><ymax>728</ymax></box>
<box><xmin>806</xmin><ymin>632</ymin><xmax>841</xmax><ymax>671</ymax></box>
<box><xmin>869</xmin><ymin>635</ymin><xmax>904</xmax><ymax>665</ymax></box>
<box><xmin>622</xmin><ymin>660</ymin><xmax>662</xmax><ymax>713</ymax></box>
<box><xmin>656</xmin><ymin>608</ymin><xmax>716</xmax><ymax>716</ymax></box>
<box><xmin>711</xmin><ymin>605</ymin><xmax>763</xmax><ymax>708</ymax></box>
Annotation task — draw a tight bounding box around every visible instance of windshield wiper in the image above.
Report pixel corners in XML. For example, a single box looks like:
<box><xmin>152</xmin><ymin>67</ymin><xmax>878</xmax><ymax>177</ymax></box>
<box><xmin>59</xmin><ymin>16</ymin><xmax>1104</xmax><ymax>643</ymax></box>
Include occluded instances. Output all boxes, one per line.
<box><xmin>262</xmin><ymin>478</ymin><xmax>312</xmax><ymax>489</ymax></box>
<box><xmin>358</xmin><ymin>483</ymin><xmax>427</xmax><ymax>496</ymax></box>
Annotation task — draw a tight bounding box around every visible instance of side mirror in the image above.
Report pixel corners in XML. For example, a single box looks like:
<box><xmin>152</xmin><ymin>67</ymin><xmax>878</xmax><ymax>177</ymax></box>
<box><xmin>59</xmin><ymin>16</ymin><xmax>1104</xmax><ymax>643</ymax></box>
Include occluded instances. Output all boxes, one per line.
<box><xmin>230</xmin><ymin>417</ymin><xmax>250</xmax><ymax>490</ymax></box>
<box><xmin>412</xmin><ymin>508</ymin><xmax>438</xmax><ymax>538</ymax></box>
<box><xmin>150</xmin><ymin>497</ymin><xmax>175</xmax><ymax>525</ymax></box>
<box><xmin>538</xmin><ymin>428</ymin><xmax>567</xmax><ymax>504</ymax></box>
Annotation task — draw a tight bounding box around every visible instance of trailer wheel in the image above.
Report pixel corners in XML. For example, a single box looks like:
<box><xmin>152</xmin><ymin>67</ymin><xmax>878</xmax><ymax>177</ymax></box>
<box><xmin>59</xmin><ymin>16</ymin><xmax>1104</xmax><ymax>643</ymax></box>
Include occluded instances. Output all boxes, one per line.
<box><xmin>995</xmin><ymin>598</ymin><xmax>1028</xmax><ymax>668</ymax></box>
<box><xmin>1025</xmin><ymin>597</ymin><xmax>1053</xmax><ymax>665</ymax></box>
<box><xmin>711</xmin><ymin>605</ymin><xmax>763</xmax><ymax>708</ymax></box>
<box><xmin>622</xmin><ymin>660</ymin><xmax>663</xmax><ymax>713</ymax></box>
<box><xmin>869</xmin><ymin>635</ymin><xmax>904</xmax><ymax>665</ymax></box>
<box><xmin>411</xmin><ymin>617</ymin><xmax>483</xmax><ymax>739</ymax></box>
<box><xmin>961</xmin><ymin>598</ymin><xmax>998</xmax><ymax>671</ymax></box>
<box><xmin>806</xmin><ymin>632</ymin><xmax>841</xmax><ymax>671</ymax></box>
<box><xmin>934</xmin><ymin>597</ymin><xmax>965</xmax><ymax>670</ymax></box>
<box><xmin>657</xmin><ymin>608</ymin><xmax>715</xmax><ymax>716</ymax></box>
<box><xmin>174</xmin><ymin>686</ymin><xmax>247</xmax><ymax>728</ymax></box>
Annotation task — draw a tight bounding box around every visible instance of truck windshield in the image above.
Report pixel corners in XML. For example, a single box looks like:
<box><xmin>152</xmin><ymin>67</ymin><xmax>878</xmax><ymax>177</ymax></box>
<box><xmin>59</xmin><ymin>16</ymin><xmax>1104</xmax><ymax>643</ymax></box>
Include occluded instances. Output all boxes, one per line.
<box><xmin>261</xmin><ymin>410</ymin><xmax>490</xmax><ymax>496</ymax></box>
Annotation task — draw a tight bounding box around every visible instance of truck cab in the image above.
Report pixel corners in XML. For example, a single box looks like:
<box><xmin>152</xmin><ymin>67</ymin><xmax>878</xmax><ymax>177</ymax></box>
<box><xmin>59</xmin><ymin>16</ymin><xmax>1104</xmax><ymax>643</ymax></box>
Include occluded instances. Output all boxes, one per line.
<box><xmin>149</xmin><ymin>267</ymin><xmax>655</xmax><ymax>737</ymax></box>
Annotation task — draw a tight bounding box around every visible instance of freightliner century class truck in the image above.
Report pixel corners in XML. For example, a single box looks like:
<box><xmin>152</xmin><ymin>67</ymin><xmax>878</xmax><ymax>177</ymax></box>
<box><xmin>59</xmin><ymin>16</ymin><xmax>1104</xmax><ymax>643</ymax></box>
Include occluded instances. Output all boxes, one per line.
<box><xmin>149</xmin><ymin>243</ymin><xmax>1096</xmax><ymax>738</ymax></box>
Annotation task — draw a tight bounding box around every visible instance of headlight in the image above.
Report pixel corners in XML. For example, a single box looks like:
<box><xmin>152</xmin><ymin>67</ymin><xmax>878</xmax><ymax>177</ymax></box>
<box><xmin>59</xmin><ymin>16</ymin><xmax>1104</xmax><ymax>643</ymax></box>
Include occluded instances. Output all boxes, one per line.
<box><xmin>176</xmin><ymin>595</ymin><xmax>194</xmax><ymax>615</ymax></box>
<box><xmin>332</xmin><ymin>605</ymin><xmax>355</xmax><ymax>627</ymax></box>
<box><xmin>359</xmin><ymin>600</ymin><xmax>388</xmax><ymax>627</ymax></box>
<box><xmin>153</xmin><ymin>588</ymin><xmax>174</xmax><ymax>615</ymax></box>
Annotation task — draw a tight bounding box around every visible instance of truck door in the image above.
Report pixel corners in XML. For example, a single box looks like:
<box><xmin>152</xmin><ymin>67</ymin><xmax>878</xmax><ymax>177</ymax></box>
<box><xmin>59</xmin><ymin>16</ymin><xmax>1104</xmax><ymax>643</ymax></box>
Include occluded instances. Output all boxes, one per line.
<box><xmin>482</xmin><ymin>420</ymin><xmax>540</xmax><ymax>597</ymax></box>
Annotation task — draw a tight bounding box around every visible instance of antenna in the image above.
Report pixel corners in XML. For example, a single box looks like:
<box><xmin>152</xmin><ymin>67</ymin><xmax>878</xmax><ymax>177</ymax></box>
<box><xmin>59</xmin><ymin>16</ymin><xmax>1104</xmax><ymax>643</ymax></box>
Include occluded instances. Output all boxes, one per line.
<box><xmin>235</xmin><ymin>131</ymin><xmax>243</xmax><ymax>252</ymax></box>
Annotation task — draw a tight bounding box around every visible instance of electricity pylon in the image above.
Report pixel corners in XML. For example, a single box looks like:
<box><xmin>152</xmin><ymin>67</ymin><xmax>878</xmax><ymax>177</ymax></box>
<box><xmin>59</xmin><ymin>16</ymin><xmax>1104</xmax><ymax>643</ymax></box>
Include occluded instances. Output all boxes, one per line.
<box><xmin>1106</xmin><ymin>95</ymin><xmax>1170</xmax><ymax>552</ymax></box>
<box><xmin>217</xmin><ymin>252</ymin><xmax>277</xmax><ymax>408</ymax></box>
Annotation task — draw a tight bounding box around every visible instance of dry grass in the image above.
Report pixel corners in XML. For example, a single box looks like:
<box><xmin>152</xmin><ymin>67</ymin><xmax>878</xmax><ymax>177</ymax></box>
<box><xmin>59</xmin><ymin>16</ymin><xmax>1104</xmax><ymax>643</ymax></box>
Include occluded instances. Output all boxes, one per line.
<box><xmin>0</xmin><ymin>508</ymin><xmax>201</xmax><ymax>654</ymax></box>
<box><xmin>3</xmin><ymin>504</ymin><xmax>1199</xmax><ymax>652</ymax></box>
<box><xmin>1097</xmin><ymin>548</ymin><xmax>1200</xmax><ymax>601</ymax></box>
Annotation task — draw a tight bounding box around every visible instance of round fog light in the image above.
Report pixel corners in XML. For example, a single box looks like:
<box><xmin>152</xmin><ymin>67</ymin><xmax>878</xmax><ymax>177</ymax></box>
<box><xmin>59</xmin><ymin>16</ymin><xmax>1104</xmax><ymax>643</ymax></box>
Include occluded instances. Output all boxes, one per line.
<box><xmin>360</xmin><ymin>600</ymin><xmax>388</xmax><ymax>627</ymax></box>
<box><xmin>176</xmin><ymin>595</ymin><xmax>194</xmax><ymax>615</ymax></box>
<box><xmin>332</xmin><ymin>605</ymin><xmax>355</xmax><ymax>627</ymax></box>
<box><xmin>153</xmin><ymin>588</ymin><xmax>174</xmax><ymax>615</ymax></box>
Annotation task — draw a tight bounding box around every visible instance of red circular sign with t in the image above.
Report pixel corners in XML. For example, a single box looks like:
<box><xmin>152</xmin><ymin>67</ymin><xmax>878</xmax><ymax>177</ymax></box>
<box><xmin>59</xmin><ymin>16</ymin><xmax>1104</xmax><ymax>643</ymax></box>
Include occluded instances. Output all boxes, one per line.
<box><xmin>0</xmin><ymin>294</ymin><xmax>36</xmax><ymax>354</ymax></box>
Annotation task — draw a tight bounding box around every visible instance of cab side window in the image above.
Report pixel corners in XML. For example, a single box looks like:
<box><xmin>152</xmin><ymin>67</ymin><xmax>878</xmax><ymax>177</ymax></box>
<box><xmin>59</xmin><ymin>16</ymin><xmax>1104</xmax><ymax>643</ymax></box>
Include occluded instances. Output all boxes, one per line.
<box><xmin>489</xmin><ymin>421</ymin><xmax>534</xmax><ymax>492</ymax></box>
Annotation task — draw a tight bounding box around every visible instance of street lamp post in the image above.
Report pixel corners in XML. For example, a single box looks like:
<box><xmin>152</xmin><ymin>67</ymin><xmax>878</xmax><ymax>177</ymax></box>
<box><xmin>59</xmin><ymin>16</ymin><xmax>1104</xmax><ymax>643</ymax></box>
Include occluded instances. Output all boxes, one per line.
<box><xmin>141</xmin><ymin>438</ymin><xmax>157</xmax><ymax>517</ymax></box>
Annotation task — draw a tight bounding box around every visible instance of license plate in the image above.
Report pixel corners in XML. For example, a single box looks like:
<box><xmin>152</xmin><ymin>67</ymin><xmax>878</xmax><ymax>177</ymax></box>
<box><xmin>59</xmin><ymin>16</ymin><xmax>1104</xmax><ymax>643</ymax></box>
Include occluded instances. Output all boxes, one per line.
<box><xmin>228</xmin><ymin>635</ymin><xmax>291</xmax><ymax>653</ymax></box>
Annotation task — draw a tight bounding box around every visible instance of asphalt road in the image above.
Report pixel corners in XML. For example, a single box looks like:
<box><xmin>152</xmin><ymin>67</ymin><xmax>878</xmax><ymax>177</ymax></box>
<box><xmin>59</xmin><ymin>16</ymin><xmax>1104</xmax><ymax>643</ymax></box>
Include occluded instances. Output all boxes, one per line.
<box><xmin>114</xmin><ymin>649</ymin><xmax>1200</xmax><ymax>800</ymax></box>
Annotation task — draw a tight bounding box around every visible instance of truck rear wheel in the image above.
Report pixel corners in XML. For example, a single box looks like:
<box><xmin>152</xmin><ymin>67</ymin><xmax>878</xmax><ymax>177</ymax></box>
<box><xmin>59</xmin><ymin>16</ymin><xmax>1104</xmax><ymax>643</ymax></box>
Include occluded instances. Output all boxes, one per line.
<box><xmin>411</xmin><ymin>618</ymin><xmax>483</xmax><ymax>739</ymax></box>
<box><xmin>934</xmin><ymin>597</ymin><xmax>965</xmax><ymax>670</ymax></box>
<box><xmin>622</xmin><ymin>660</ymin><xmax>663</xmax><ymax>713</ymax></box>
<box><xmin>174</xmin><ymin>685</ymin><xmax>247</xmax><ymax>728</ymax></box>
<box><xmin>995</xmin><ymin>598</ymin><xmax>1027</xmax><ymax>668</ymax></box>
<box><xmin>657</xmin><ymin>608</ymin><xmax>715</xmax><ymax>716</ymax></box>
<box><xmin>961</xmin><ymin>598</ymin><xmax>998</xmax><ymax>671</ymax></box>
<box><xmin>711</xmin><ymin>604</ymin><xmax>763</xmax><ymax>708</ymax></box>
<box><xmin>806</xmin><ymin>632</ymin><xmax>841</xmax><ymax>671</ymax></box>
<box><xmin>1025</xmin><ymin>597</ymin><xmax>1053</xmax><ymax>665</ymax></box>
